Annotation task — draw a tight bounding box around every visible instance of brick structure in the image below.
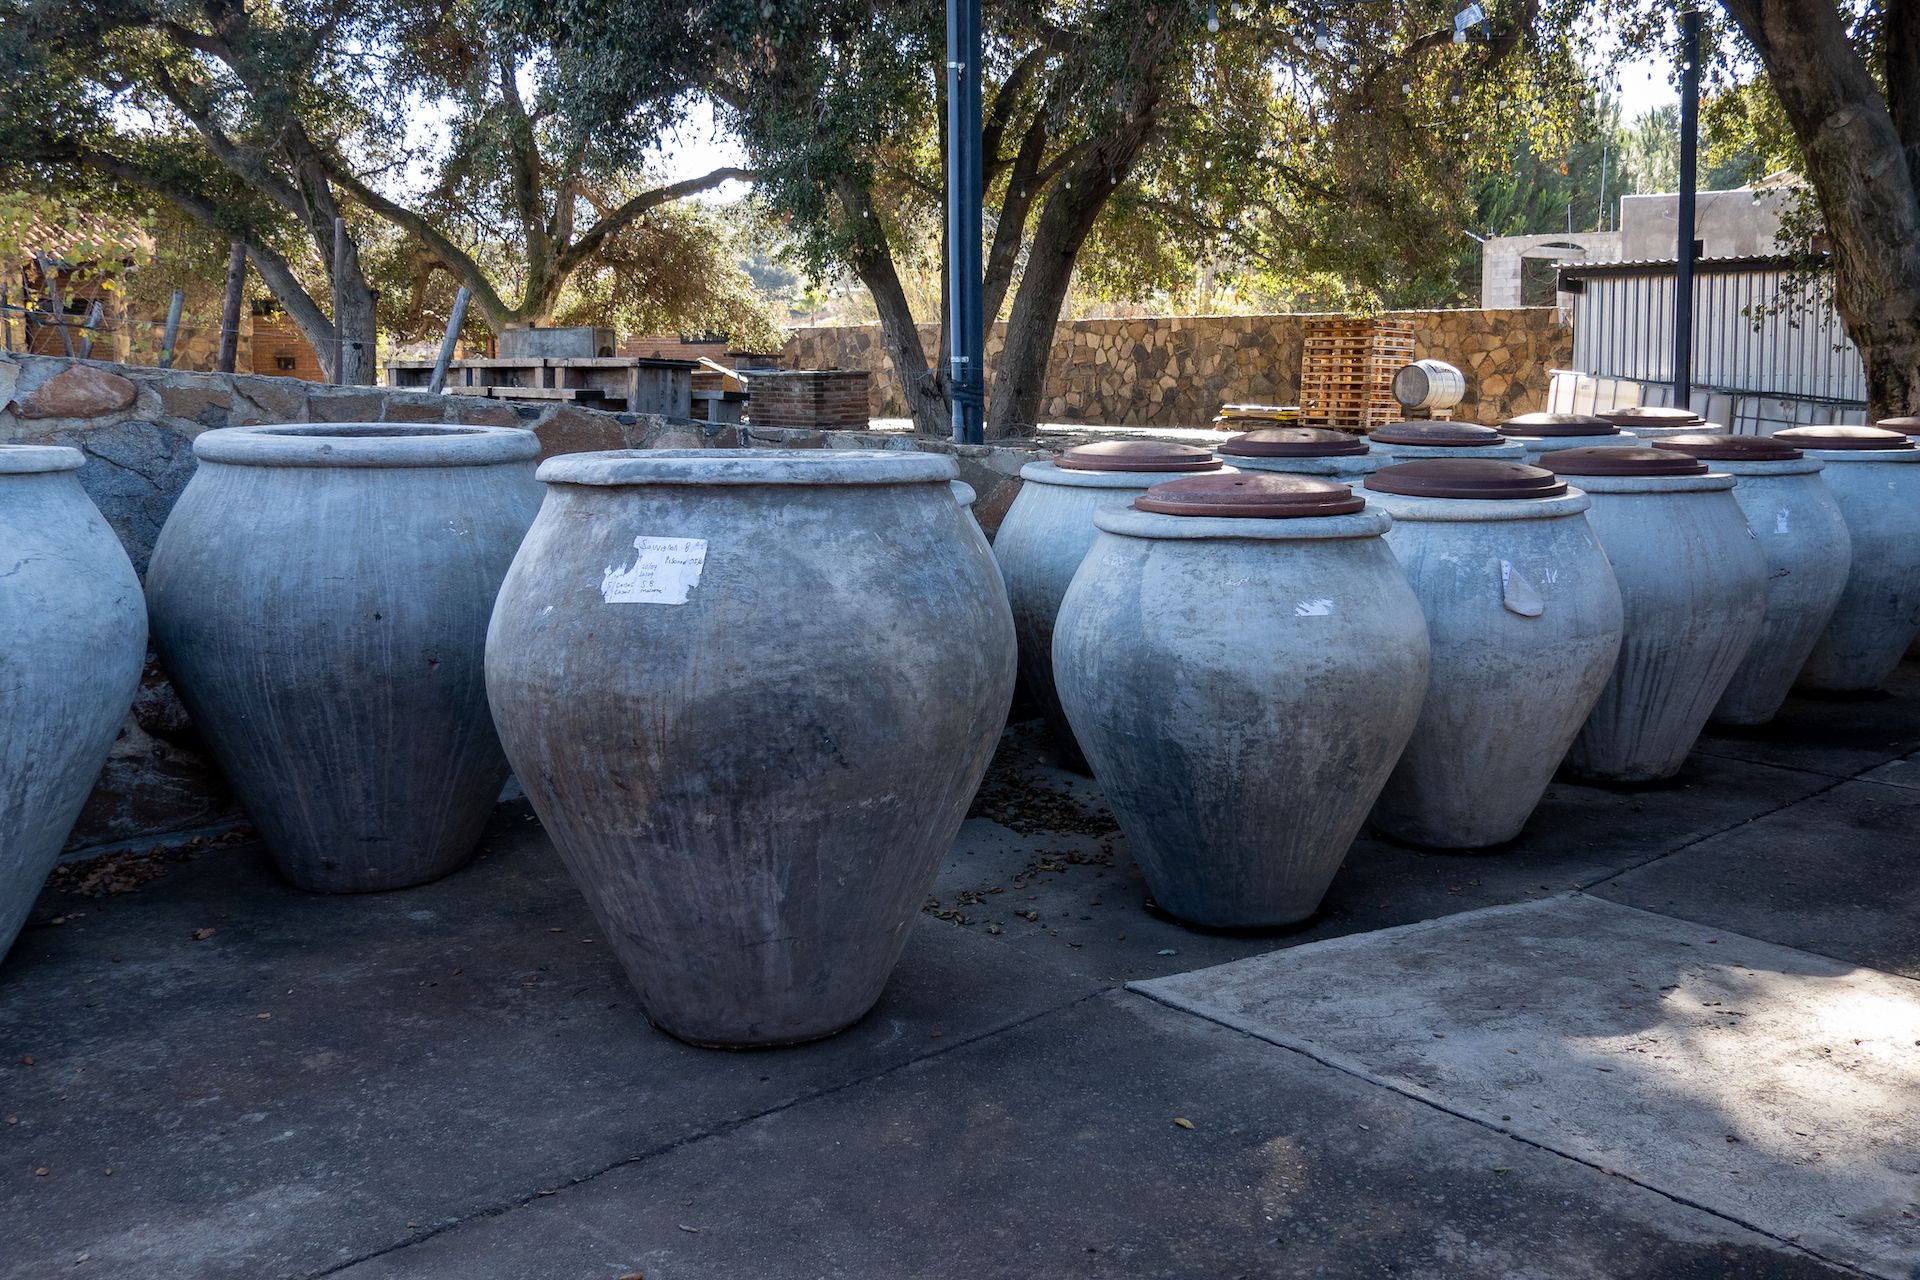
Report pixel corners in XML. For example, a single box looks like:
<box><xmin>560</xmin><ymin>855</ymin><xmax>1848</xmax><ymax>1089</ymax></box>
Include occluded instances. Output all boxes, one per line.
<box><xmin>745</xmin><ymin>369</ymin><xmax>872</xmax><ymax>429</ymax></box>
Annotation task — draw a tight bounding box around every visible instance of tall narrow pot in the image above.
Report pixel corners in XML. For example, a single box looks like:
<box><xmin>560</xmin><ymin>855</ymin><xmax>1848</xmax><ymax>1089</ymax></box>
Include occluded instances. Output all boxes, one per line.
<box><xmin>993</xmin><ymin>441</ymin><xmax>1220</xmax><ymax>769</ymax></box>
<box><xmin>1363</xmin><ymin>460</ymin><xmax>1622</xmax><ymax>848</ymax></box>
<box><xmin>146</xmin><ymin>424</ymin><xmax>541</xmax><ymax>893</ymax></box>
<box><xmin>1053</xmin><ymin>473</ymin><xmax>1429</xmax><ymax>927</ymax></box>
<box><xmin>1649</xmin><ymin>435</ymin><xmax>1852</xmax><ymax>724</ymax></box>
<box><xmin>486</xmin><ymin>449</ymin><xmax>1016</xmax><ymax>1047</ymax></box>
<box><xmin>0</xmin><ymin>447</ymin><xmax>147</xmax><ymax>962</ymax></box>
<box><xmin>1540</xmin><ymin>449</ymin><xmax>1767</xmax><ymax>783</ymax></box>
<box><xmin>1772</xmin><ymin>428</ymin><xmax>1920</xmax><ymax>692</ymax></box>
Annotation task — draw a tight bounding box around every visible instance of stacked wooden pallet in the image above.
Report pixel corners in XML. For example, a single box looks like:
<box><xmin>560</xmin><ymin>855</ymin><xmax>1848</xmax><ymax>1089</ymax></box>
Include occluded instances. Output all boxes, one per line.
<box><xmin>1298</xmin><ymin>318</ymin><xmax>1414</xmax><ymax>433</ymax></box>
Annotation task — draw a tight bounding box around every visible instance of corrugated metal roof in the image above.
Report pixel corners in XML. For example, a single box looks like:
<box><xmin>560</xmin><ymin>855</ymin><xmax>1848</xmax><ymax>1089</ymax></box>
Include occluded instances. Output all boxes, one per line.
<box><xmin>1558</xmin><ymin>253</ymin><xmax>1830</xmax><ymax>282</ymax></box>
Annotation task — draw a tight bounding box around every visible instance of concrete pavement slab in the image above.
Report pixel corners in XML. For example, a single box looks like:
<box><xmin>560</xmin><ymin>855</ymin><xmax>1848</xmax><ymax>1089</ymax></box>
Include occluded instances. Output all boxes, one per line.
<box><xmin>327</xmin><ymin>993</ymin><xmax>1850</xmax><ymax>1280</ymax></box>
<box><xmin>1596</xmin><ymin>780</ymin><xmax>1920</xmax><ymax>978</ymax></box>
<box><xmin>1135</xmin><ymin>896</ymin><xmax>1920</xmax><ymax>1278</ymax></box>
<box><xmin>0</xmin><ymin>807</ymin><xmax>1102</xmax><ymax>1280</ymax></box>
<box><xmin>933</xmin><ymin>723</ymin><xmax>1835</xmax><ymax>984</ymax></box>
<box><xmin>1694</xmin><ymin>664</ymin><xmax>1920</xmax><ymax>780</ymax></box>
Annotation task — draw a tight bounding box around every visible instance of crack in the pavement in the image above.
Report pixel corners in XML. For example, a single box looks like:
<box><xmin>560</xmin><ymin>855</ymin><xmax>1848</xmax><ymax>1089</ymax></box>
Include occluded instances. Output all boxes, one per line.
<box><xmin>302</xmin><ymin>987</ymin><xmax>1108</xmax><ymax>1278</ymax></box>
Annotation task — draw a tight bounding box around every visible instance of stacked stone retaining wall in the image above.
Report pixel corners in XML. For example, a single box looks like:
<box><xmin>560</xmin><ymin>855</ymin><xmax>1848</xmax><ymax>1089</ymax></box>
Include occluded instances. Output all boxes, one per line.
<box><xmin>781</xmin><ymin>307</ymin><xmax>1572</xmax><ymax>428</ymax></box>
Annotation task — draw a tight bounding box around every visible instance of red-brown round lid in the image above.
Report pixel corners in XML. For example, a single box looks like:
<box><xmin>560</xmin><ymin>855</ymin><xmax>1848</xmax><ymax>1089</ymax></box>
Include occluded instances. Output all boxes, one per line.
<box><xmin>1365</xmin><ymin>459</ymin><xmax>1568</xmax><ymax>499</ymax></box>
<box><xmin>1875</xmin><ymin>416</ymin><xmax>1920</xmax><ymax>436</ymax></box>
<box><xmin>1368</xmin><ymin>420</ymin><xmax>1506</xmax><ymax>448</ymax></box>
<box><xmin>1774</xmin><ymin>426</ymin><xmax>1912</xmax><ymax>451</ymax></box>
<box><xmin>1134</xmin><ymin>472</ymin><xmax>1367</xmax><ymax>517</ymax></box>
<box><xmin>1217</xmin><ymin>427</ymin><xmax>1369</xmax><ymax>458</ymax></box>
<box><xmin>1055</xmin><ymin>440</ymin><xmax>1222</xmax><ymax>472</ymax></box>
<box><xmin>1498</xmin><ymin>412</ymin><xmax>1622</xmax><ymax>438</ymax></box>
<box><xmin>1598</xmin><ymin>406</ymin><xmax>1704</xmax><ymax>427</ymax></box>
<box><xmin>1650</xmin><ymin>433</ymin><xmax>1802</xmax><ymax>462</ymax></box>
<box><xmin>1540</xmin><ymin>447</ymin><xmax>1710</xmax><ymax>476</ymax></box>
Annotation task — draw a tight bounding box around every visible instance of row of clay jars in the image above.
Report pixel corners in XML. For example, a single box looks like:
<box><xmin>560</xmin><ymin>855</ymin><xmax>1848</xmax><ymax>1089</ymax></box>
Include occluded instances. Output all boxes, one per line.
<box><xmin>150</xmin><ymin>432</ymin><xmax>1014</xmax><ymax>1047</ymax></box>
<box><xmin>0</xmin><ymin>447</ymin><xmax>147</xmax><ymax>965</ymax></box>
<box><xmin>1772</xmin><ymin>427</ymin><xmax>1920</xmax><ymax>690</ymax></box>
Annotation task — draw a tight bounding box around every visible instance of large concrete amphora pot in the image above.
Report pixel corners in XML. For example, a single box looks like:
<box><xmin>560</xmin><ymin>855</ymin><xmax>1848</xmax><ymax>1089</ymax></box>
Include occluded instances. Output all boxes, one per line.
<box><xmin>146</xmin><ymin>424</ymin><xmax>542</xmax><ymax>893</ymax></box>
<box><xmin>1499</xmin><ymin>413</ymin><xmax>1640</xmax><ymax>463</ymax></box>
<box><xmin>486</xmin><ymin>449</ymin><xmax>1016</xmax><ymax>1047</ymax></box>
<box><xmin>1539</xmin><ymin>448</ymin><xmax>1768</xmax><ymax>783</ymax></box>
<box><xmin>0</xmin><ymin>446</ymin><xmax>146</xmax><ymax>963</ymax></box>
<box><xmin>1218</xmin><ymin>426</ymin><xmax>1388</xmax><ymax>483</ymax></box>
<box><xmin>1650</xmin><ymin>434</ymin><xmax>1852</xmax><ymax>724</ymax></box>
<box><xmin>1770</xmin><ymin>427</ymin><xmax>1920</xmax><ymax>692</ymax></box>
<box><xmin>1366</xmin><ymin>420</ymin><xmax>1528</xmax><ymax>462</ymax></box>
<box><xmin>1877</xmin><ymin>418</ymin><xmax>1920</xmax><ymax>662</ymax></box>
<box><xmin>993</xmin><ymin>440</ymin><xmax>1220</xmax><ymax>771</ymax></box>
<box><xmin>1362</xmin><ymin>460</ymin><xmax>1623</xmax><ymax>849</ymax></box>
<box><xmin>1052</xmin><ymin>473</ymin><xmax>1429</xmax><ymax>928</ymax></box>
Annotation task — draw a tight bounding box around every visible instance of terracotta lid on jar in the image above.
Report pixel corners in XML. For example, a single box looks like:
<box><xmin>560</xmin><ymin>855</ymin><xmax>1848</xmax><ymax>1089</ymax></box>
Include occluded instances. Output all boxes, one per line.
<box><xmin>1365</xmin><ymin>459</ymin><xmax>1568</xmax><ymax>500</ymax></box>
<box><xmin>1055</xmin><ymin>440</ymin><xmax>1222</xmax><ymax>472</ymax></box>
<box><xmin>1134</xmin><ymin>472</ymin><xmax>1366</xmax><ymax>518</ymax></box>
<box><xmin>1498</xmin><ymin>412</ymin><xmax>1622</xmax><ymax>438</ymax></box>
<box><xmin>1217</xmin><ymin>427</ymin><xmax>1369</xmax><ymax>458</ymax></box>
<box><xmin>1773</xmin><ymin>426</ymin><xmax>1912</xmax><ymax>451</ymax></box>
<box><xmin>1598</xmin><ymin>406</ymin><xmax>1703</xmax><ymax>427</ymax></box>
<box><xmin>1369</xmin><ymin>420</ymin><xmax>1506</xmax><ymax>448</ymax></box>
<box><xmin>1540</xmin><ymin>447</ymin><xmax>1709</xmax><ymax>476</ymax></box>
<box><xmin>1875</xmin><ymin>416</ymin><xmax>1920</xmax><ymax>436</ymax></box>
<box><xmin>1650</xmin><ymin>433</ymin><xmax>1803</xmax><ymax>462</ymax></box>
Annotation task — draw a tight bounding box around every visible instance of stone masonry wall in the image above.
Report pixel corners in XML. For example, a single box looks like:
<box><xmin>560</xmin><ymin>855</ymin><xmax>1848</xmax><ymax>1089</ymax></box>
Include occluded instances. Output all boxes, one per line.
<box><xmin>0</xmin><ymin>353</ymin><xmax>1041</xmax><ymax>857</ymax></box>
<box><xmin>780</xmin><ymin>307</ymin><xmax>1573</xmax><ymax>428</ymax></box>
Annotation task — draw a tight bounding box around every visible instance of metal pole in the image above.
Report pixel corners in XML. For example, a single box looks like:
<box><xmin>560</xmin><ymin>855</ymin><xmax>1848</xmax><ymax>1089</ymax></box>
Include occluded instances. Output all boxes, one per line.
<box><xmin>217</xmin><ymin>241</ymin><xmax>246</xmax><ymax>373</ymax></box>
<box><xmin>159</xmin><ymin>289</ymin><xmax>184</xmax><ymax>368</ymax></box>
<box><xmin>0</xmin><ymin>288</ymin><xmax>12</xmax><ymax>354</ymax></box>
<box><xmin>428</xmin><ymin>287</ymin><xmax>472</xmax><ymax>394</ymax></box>
<box><xmin>1672</xmin><ymin>9</ymin><xmax>1702</xmax><ymax>408</ymax></box>
<box><xmin>945</xmin><ymin>0</ymin><xmax>985</xmax><ymax>445</ymax></box>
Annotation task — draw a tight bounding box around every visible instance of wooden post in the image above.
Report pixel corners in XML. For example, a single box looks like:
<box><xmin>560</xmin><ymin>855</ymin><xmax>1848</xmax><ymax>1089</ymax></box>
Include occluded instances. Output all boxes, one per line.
<box><xmin>428</xmin><ymin>287</ymin><xmax>471</xmax><ymax>394</ymax></box>
<box><xmin>78</xmin><ymin>301</ymin><xmax>102</xmax><ymax>359</ymax></box>
<box><xmin>217</xmin><ymin>241</ymin><xmax>246</xmax><ymax>373</ymax></box>
<box><xmin>37</xmin><ymin>253</ymin><xmax>76</xmax><ymax>357</ymax></box>
<box><xmin>331</xmin><ymin>216</ymin><xmax>346</xmax><ymax>383</ymax></box>
<box><xmin>159</xmin><ymin>289</ymin><xmax>185</xmax><ymax>368</ymax></box>
<box><xmin>0</xmin><ymin>288</ymin><xmax>12</xmax><ymax>354</ymax></box>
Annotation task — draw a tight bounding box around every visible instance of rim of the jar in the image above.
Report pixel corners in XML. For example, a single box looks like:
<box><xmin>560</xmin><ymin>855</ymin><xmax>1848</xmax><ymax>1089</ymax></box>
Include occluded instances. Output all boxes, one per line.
<box><xmin>1370</xmin><ymin>441</ymin><xmax>1529</xmax><ymax>458</ymax></box>
<box><xmin>1225</xmin><ymin>454</ymin><xmax>1384</xmax><ymax>476</ymax></box>
<box><xmin>194</xmin><ymin>423</ymin><xmax>539</xmax><ymax>469</ymax></box>
<box><xmin>1363</xmin><ymin>487</ymin><xmax>1593</xmax><ymax>522</ymax></box>
<box><xmin>1561</xmin><ymin>471</ymin><xmax>1738</xmax><ymax>493</ymax></box>
<box><xmin>1092</xmin><ymin>502</ymin><xmax>1390</xmax><ymax>541</ymax></box>
<box><xmin>1019</xmin><ymin>458</ymin><xmax>1235</xmax><ymax>488</ymax></box>
<box><xmin>0</xmin><ymin>444</ymin><xmax>85</xmax><ymax>475</ymax></box>
<box><xmin>540</xmin><ymin>447</ymin><xmax>958</xmax><ymax>487</ymax></box>
<box><xmin>1789</xmin><ymin>445</ymin><xmax>1920</xmax><ymax>462</ymax></box>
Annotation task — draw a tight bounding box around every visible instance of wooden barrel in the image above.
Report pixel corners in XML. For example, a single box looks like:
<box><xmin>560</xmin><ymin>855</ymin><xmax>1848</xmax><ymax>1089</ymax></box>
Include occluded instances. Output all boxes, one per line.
<box><xmin>1391</xmin><ymin>360</ymin><xmax>1466</xmax><ymax>411</ymax></box>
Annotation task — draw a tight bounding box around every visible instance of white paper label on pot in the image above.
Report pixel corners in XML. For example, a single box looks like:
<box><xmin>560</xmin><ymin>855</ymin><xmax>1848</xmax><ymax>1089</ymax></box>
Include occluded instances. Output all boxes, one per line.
<box><xmin>1501</xmin><ymin>560</ymin><xmax>1546</xmax><ymax>617</ymax></box>
<box><xmin>602</xmin><ymin>536</ymin><xmax>708</xmax><ymax>604</ymax></box>
<box><xmin>1294</xmin><ymin>598</ymin><xmax>1335</xmax><ymax>617</ymax></box>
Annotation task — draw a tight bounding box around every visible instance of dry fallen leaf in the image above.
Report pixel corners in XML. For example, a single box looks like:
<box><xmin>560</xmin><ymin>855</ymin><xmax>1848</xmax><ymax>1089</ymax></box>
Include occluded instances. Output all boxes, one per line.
<box><xmin>677</xmin><ymin>1224</ymin><xmax>700</xmax><ymax>1234</ymax></box>
<box><xmin>255</xmin><ymin>1013</ymin><xmax>272</xmax><ymax>1021</ymax></box>
<box><xmin>191</xmin><ymin>928</ymin><xmax>216</xmax><ymax>941</ymax></box>
<box><xmin>1172</xmin><ymin>1117</ymin><xmax>1195</xmax><ymax>1131</ymax></box>
<box><xmin>34</xmin><ymin>1167</ymin><xmax>49</xmax><ymax>1177</ymax></box>
<box><xmin>20</xmin><ymin>1057</ymin><xmax>33</xmax><ymax>1067</ymax></box>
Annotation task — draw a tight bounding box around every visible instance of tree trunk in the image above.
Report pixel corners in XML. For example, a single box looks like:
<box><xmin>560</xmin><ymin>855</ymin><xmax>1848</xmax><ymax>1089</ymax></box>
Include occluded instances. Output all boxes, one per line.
<box><xmin>985</xmin><ymin>115</ymin><xmax>1158</xmax><ymax>439</ymax></box>
<box><xmin>836</xmin><ymin>175</ymin><xmax>949</xmax><ymax>434</ymax></box>
<box><xmin>1721</xmin><ymin>0</ymin><xmax>1920</xmax><ymax>419</ymax></box>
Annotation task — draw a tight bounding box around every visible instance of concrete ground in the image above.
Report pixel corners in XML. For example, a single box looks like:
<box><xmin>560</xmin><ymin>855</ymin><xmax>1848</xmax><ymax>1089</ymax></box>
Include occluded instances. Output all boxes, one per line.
<box><xmin>4</xmin><ymin>666</ymin><xmax>1919</xmax><ymax>1279</ymax></box>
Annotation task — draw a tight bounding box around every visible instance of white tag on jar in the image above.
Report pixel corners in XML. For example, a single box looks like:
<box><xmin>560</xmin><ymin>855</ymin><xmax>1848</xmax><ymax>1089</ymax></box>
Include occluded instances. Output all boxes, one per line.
<box><xmin>602</xmin><ymin>536</ymin><xmax>708</xmax><ymax>604</ymax></box>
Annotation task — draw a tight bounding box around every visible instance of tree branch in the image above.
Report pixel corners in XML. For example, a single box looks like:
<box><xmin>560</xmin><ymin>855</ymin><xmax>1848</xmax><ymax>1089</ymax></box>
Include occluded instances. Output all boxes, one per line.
<box><xmin>552</xmin><ymin>166</ymin><xmax>753</xmax><ymax>273</ymax></box>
